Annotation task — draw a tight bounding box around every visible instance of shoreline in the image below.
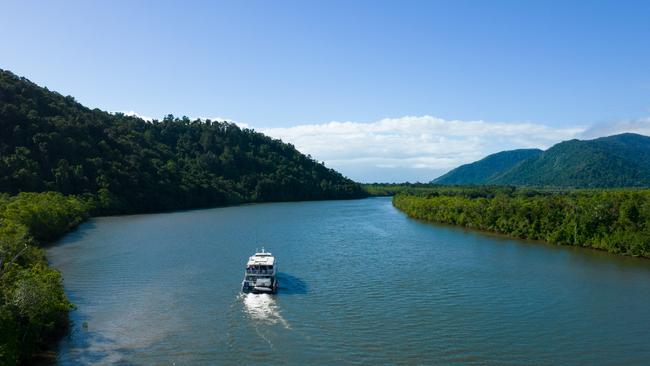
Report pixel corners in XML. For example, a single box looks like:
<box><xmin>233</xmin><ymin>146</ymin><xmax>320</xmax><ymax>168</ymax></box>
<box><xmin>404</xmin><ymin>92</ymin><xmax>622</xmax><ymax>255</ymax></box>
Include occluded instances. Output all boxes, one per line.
<box><xmin>392</xmin><ymin>192</ymin><xmax>650</xmax><ymax>260</ymax></box>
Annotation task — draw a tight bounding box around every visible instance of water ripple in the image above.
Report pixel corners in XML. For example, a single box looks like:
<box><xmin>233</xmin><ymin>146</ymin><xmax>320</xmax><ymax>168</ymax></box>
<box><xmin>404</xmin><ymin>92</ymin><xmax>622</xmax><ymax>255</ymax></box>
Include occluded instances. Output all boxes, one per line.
<box><xmin>47</xmin><ymin>197</ymin><xmax>650</xmax><ymax>365</ymax></box>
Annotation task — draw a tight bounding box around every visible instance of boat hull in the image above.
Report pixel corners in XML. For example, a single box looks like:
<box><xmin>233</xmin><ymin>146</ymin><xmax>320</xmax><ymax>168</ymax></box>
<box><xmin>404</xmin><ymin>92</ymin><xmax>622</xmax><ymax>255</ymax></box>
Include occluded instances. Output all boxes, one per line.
<box><xmin>242</xmin><ymin>250</ymin><xmax>278</xmax><ymax>294</ymax></box>
<box><xmin>241</xmin><ymin>281</ymin><xmax>278</xmax><ymax>294</ymax></box>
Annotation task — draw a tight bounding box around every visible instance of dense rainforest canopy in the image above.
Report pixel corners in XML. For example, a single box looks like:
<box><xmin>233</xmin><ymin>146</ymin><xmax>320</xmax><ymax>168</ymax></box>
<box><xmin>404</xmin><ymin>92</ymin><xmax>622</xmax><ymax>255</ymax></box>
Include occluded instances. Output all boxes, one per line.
<box><xmin>0</xmin><ymin>69</ymin><xmax>366</xmax><ymax>213</ymax></box>
<box><xmin>394</xmin><ymin>187</ymin><xmax>650</xmax><ymax>258</ymax></box>
<box><xmin>0</xmin><ymin>68</ymin><xmax>367</xmax><ymax>364</ymax></box>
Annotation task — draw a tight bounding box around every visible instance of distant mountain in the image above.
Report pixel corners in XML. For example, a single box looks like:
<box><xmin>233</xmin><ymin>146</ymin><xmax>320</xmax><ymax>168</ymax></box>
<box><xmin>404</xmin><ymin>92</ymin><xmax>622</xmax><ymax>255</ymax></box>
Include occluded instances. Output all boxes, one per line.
<box><xmin>0</xmin><ymin>69</ymin><xmax>366</xmax><ymax>212</ymax></box>
<box><xmin>433</xmin><ymin>149</ymin><xmax>542</xmax><ymax>184</ymax></box>
<box><xmin>433</xmin><ymin>133</ymin><xmax>650</xmax><ymax>188</ymax></box>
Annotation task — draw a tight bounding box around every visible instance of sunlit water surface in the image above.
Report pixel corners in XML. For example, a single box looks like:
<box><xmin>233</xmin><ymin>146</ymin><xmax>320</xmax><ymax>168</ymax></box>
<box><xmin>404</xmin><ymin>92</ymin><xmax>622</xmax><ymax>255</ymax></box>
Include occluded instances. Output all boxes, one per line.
<box><xmin>47</xmin><ymin>197</ymin><xmax>650</xmax><ymax>365</ymax></box>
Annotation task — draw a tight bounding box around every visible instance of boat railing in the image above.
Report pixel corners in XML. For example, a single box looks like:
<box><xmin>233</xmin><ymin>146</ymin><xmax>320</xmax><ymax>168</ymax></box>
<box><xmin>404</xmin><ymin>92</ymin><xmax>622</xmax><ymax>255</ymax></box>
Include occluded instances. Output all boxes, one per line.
<box><xmin>246</xmin><ymin>269</ymin><xmax>274</xmax><ymax>275</ymax></box>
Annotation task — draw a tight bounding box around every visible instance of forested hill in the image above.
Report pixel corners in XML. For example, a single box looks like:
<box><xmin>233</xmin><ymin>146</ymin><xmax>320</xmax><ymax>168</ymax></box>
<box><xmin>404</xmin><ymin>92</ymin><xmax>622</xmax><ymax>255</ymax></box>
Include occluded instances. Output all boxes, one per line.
<box><xmin>433</xmin><ymin>149</ymin><xmax>542</xmax><ymax>185</ymax></box>
<box><xmin>432</xmin><ymin>133</ymin><xmax>650</xmax><ymax>188</ymax></box>
<box><xmin>0</xmin><ymin>69</ymin><xmax>366</xmax><ymax>212</ymax></box>
<box><xmin>491</xmin><ymin>133</ymin><xmax>650</xmax><ymax>187</ymax></box>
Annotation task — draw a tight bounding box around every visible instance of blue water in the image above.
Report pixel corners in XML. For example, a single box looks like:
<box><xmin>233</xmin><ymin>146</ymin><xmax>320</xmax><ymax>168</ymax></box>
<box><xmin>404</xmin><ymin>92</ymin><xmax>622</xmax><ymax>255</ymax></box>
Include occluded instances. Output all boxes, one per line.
<box><xmin>47</xmin><ymin>197</ymin><xmax>650</xmax><ymax>365</ymax></box>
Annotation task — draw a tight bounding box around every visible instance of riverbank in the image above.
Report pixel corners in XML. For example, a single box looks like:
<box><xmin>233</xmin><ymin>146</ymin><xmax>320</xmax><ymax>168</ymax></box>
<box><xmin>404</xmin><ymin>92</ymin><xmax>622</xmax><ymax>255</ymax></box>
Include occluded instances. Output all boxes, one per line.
<box><xmin>0</xmin><ymin>190</ymin><xmax>370</xmax><ymax>364</ymax></box>
<box><xmin>47</xmin><ymin>196</ymin><xmax>650</xmax><ymax>364</ymax></box>
<box><xmin>0</xmin><ymin>192</ymin><xmax>87</xmax><ymax>364</ymax></box>
<box><xmin>8</xmin><ymin>186</ymin><xmax>649</xmax><ymax>363</ymax></box>
<box><xmin>392</xmin><ymin>188</ymin><xmax>650</xmax><ymax>258</ymax></box>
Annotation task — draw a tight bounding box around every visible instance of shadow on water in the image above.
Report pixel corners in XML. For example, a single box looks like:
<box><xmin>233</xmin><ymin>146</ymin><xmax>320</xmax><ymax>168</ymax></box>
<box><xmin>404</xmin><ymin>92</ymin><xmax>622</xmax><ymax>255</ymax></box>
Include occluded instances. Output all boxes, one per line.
<box><xmin>46</xmin><ymin>220</ymin><xmax>98</xmax><ymax>248</ymax></box>
<box><xmin>277</xmin><ymin>272</ymin><xmax>308</xmax><ymax>295</ymax></box>
<box><xmin>36</xmin><ymin>322</ymin><xmax>125</xmax><ymax>365</ymax></box>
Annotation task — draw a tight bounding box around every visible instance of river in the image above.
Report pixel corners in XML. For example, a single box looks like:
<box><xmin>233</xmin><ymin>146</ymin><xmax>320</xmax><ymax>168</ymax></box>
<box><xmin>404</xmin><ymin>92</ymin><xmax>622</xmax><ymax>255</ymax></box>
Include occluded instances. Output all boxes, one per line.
<box><xmin>47</xmin><ymin>197</ymin><xmax>650</xmax><ymax>365</ymax></box>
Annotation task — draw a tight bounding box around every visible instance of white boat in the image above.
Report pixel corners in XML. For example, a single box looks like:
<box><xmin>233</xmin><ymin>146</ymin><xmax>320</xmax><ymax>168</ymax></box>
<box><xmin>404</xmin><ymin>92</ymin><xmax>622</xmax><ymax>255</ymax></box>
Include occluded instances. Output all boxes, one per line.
<box><xmin>241</xmin><ymin>249</ymin><xmax>278</xmax><ymax>294</ymax></box>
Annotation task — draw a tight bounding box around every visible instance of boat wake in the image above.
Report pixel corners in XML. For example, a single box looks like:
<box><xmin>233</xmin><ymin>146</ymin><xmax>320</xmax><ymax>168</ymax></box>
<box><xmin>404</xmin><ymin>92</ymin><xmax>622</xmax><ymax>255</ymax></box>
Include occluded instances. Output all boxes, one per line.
<box><xmin>241</xmin><ymin>293</ymin><xmax>290</xmax><ymax>330</ymax></box>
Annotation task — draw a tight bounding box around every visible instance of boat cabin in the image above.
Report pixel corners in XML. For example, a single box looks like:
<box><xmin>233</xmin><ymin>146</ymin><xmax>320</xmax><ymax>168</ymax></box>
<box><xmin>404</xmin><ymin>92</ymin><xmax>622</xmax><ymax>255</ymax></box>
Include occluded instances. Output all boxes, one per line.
<box><xmin>241</xmin><ymin>250</ymin><xmax>278</xmax><ymax>293</ymax></box>
<box><xmin>246</xmin><ymin>252</ymin><xmax>275</xmax><ymax>275</ymax></box>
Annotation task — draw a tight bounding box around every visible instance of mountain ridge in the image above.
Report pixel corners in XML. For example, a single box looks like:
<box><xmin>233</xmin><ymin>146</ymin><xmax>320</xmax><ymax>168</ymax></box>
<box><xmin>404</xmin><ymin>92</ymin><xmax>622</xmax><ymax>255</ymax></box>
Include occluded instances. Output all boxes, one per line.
<box><xmin>433</xmin><ymin>149</ymin><xmax>542</xmax><ymax>185</ymax></box>
<box><xmin>433</xmin><ymin>133</ymin><xmax>650</xmax><ymax>188</ymax></box>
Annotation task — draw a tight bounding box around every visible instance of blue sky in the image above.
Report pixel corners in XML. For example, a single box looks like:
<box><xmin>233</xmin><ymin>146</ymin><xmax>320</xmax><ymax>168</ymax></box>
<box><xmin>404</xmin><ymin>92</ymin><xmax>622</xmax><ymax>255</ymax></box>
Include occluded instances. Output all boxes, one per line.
<box><xmin>2</xmin><ymin>1</ymin><xmax>650</xmax><ymax>182</ymax></box>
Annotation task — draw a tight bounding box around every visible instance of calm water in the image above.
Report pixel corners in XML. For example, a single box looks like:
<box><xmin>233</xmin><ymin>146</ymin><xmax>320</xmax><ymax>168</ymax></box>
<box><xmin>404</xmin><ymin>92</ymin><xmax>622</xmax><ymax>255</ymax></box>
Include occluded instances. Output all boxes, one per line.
<box><xmin>48</xmin><ymin>197</ymin><xmax>650</xmax><ymax>365</ymax></box>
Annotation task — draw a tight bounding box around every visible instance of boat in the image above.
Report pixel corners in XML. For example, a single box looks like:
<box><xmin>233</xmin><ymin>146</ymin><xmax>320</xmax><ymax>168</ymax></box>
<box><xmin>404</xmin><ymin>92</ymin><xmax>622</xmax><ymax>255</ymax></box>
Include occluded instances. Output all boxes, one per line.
<box><xmin>241</xmin><ymin>249</ymin><xmax>278</xmax><ymax>294</ymax></box>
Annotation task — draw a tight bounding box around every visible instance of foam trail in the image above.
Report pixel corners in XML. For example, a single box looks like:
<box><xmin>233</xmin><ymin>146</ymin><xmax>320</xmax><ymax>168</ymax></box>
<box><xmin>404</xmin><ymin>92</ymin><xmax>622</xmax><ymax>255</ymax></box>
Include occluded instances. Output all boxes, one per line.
<box><xmin>242</xmin><ymin>293</ymin><xmax>291</xmax><ymax>329</ymax></box>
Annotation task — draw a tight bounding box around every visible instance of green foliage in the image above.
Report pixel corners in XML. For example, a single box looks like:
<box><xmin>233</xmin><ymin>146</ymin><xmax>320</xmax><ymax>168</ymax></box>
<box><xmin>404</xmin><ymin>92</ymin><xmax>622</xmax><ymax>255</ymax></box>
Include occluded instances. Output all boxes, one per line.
<box><xmin>0</xmin><ymin>68</ymin><xmax>368</xmax><ymax>363</ymax></box>
<box><xmin>493</xmin><ymin>134</ymin><xmax>650</xmax><ymax>187</ymax></box>
<box><xmin>433</xmin><ymin>133</ymin><xmax>650</xmax><ymax>188</ymax></box>
<box><xmin>364</xmin><ymin>183</ymin><xmax>526</xmax><ymax>198</ymax></box>
<box><xmin>393</xmin><ymin>188</ymin><xmax>650</xmax><ymax>258</ymax></box>
<box><xmin>0</xmin><ymin>306</ymin><xmax>20</xmax><ymax>365</ymax></box>
<box><xmin>0</xmin><ymin>193</ymin><xmax>81</xmax><ymax>365</ymax></box>
<box><xmin>11</xmin><ymin>265</ymin><xmax>71</xmax><ymax>335</ymax></box>
<box><xmin>1</xmin><ymin>192</ymin><xmax>89</xmax><ymax>242</ymax></box>
<box><xmin>0</xmin><ymin>69</ymin><xmax>366</xmax><ymax>214</ymax></box>
<box><xmin>433</xmin><ymin>149</ymin><xmax>542</xmax><ymax>185</ymax></box>
<box><xmin>362</xmin><ymin>183</ymin><xmax>445</xmax><ymax>196</ymax></box>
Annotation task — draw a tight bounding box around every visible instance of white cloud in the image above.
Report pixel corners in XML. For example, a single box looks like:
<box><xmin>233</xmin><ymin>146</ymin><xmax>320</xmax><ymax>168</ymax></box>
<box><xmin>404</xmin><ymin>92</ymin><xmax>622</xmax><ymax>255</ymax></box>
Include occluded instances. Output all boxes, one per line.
<box><xmin>114</xmin><ymin>112</ymin><xmax>650</xmax><ymax>183</ymax></box>
<box><xmin>116</xmin><ymin>110</ymin><xmax>154</xmax><ymax>122</ymax></box>
<box><xmin>197</xmin><ymin>116</ymin><xmax>250</xmax><ymax>129</ymax></box>
<box><xmin>581</xmin><ymin>117</ymin><xmax>650</xmax><ymax>138</ymax></box>
<box><xmin>260</xmin><ymin>116</ymin><xmax>586</xmax><ymax>182</ymax></box>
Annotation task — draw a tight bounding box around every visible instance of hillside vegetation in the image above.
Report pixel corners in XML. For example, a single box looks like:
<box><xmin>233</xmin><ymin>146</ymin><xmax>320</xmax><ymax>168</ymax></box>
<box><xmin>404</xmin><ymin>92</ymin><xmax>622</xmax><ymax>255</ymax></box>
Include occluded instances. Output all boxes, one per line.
<box><xmin>0</xmin><ymin>69</ymin><xmax>368</xmax><ymax>364</ymax></box>
<box><xmin>433</xmin><ymin>149</ymin><xmax>542</xmax><ymax>185</ymax></box>
<box><xmin>433</xmin><ymin>133</ymin><xmax>650</xmax><ymax>188</ymax></box>
<box><xmin>0</xmin><ymin>69</ymin><xmax>366</xmax><ymax>213</ymax></box>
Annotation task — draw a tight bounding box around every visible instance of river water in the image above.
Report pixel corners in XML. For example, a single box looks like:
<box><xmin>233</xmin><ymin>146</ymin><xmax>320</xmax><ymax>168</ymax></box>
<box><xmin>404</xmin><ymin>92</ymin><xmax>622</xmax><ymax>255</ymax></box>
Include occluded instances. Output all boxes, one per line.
<box><xmin>47</xmin><ymin>197</ymin><xmax>650</xmax><ymax>365</ymax></box>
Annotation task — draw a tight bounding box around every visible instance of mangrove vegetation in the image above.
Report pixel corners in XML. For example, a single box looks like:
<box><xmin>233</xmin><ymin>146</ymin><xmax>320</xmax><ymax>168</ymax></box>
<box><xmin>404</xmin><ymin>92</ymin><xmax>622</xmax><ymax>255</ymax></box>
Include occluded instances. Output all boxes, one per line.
<box><xmin>0</xmin><ymin>192</ymin><xmax>90</xmax><ymax>364</ymax></box>
<box><xmin>394</xmin><ymin>187</ymin><xmax>650</xmax><ymax>258</ymax></box>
